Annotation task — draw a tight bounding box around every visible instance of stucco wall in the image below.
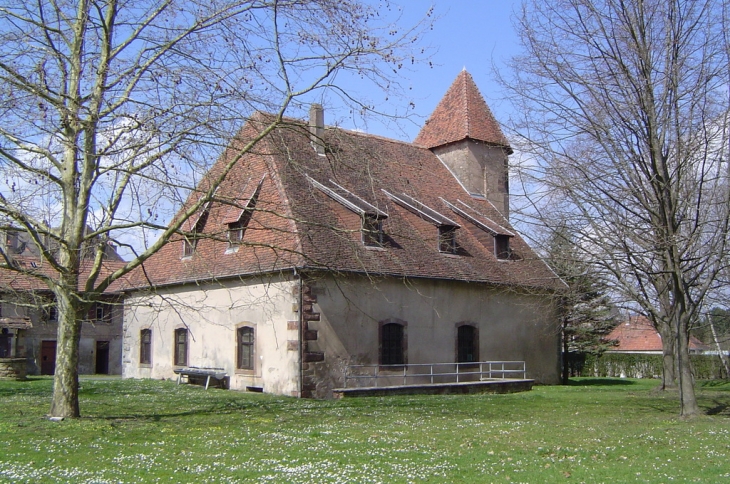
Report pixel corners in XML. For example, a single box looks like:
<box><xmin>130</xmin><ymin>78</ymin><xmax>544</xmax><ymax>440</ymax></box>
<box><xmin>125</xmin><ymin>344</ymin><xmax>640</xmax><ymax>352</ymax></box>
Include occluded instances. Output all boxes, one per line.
<box><xmin>434</xmin><ymin>140</ymin><xmax>510</xmax><ymax>217</ymax></box>
<box><xmin>122</xmin><ymin>274</ymin><xmax>300</xmax><ymax>396</ymax></box>
<box><xmin>303</xmin><ymin>274</ymin><xmax>561</xmax><ymax>397</ymax></box>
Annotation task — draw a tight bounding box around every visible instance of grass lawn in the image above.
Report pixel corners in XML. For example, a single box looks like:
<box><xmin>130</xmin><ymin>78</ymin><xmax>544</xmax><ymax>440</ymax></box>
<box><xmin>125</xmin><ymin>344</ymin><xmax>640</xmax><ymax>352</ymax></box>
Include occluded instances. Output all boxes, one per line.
<box><xmin>0</xmin><ymin>377</ymin><xmax>729</xmax><ymax>483</ymax></box>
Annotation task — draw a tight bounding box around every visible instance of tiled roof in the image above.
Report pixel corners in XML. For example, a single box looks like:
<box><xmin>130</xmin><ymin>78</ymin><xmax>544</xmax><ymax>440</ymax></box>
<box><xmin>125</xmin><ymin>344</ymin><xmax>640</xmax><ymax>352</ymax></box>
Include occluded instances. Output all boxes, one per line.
<box><xmin>129</xmin><ymin>113</ymin><xmax>562</xmax><ymax>292</ymax></box>
<box><xmin>605</xmin><ymin>315</ymin><xmax>707</xmax><ymax>352</ymax></box>
<box><xmin>0</xmin><ymin>257</ymin><xmax>130</xmax><ymax>293</ymax></box>
<box><xmin>414</xmin><ymin>70</ymin><xmax>511</xmax><ymax>150</ymax></box>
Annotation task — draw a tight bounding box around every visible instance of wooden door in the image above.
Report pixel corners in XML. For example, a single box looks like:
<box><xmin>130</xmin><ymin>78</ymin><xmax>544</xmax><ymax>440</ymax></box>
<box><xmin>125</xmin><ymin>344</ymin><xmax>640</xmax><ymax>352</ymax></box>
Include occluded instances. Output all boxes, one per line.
<box><xmin>40</xmin><ymin>340</ymin><xmax>56</xmax><ymax>375</ymax></box>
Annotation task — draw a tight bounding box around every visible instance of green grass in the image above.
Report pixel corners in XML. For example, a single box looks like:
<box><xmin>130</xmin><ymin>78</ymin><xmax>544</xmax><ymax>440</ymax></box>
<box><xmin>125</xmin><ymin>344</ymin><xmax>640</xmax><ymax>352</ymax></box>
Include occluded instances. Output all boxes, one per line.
<box><xmin>1</xmin><ymin>377</ymin><xmax>729</xmax><ymax>483</ymax></box>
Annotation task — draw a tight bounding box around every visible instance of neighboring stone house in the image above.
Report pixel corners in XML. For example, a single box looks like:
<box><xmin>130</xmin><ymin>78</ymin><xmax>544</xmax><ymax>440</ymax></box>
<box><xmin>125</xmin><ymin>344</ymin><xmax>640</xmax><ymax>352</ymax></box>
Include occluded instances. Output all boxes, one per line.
<box><xmin>122</xmin><ymin>71</ymin><xmax>565</xmax><ymax>398</ymax></box>
<box><xmin>0</xmin><ymin>229</ymin><xmax>126</xmax><ymax>376</ymax></box>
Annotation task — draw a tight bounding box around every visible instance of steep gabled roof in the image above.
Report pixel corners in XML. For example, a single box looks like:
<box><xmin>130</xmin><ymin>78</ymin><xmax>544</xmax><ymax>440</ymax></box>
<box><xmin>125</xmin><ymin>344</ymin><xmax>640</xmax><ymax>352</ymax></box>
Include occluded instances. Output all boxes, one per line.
<box><xmin>414</xmin><ymin>70</ymin><xmax>511</xmax><ymax>151</ymax></box>
<box><xmin>129</xmin><ymin>115</ymin><xmax>561</xmax><ymax>292</ymax></box>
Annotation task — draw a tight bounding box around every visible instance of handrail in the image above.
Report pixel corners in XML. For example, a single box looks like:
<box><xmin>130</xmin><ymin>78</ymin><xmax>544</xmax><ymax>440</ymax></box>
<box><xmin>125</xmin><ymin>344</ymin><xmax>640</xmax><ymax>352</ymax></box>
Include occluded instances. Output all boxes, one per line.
<box><xmin>343</xmin><ymin>361</ymin><xmax>526</xmax><ymax>388</ymax></box>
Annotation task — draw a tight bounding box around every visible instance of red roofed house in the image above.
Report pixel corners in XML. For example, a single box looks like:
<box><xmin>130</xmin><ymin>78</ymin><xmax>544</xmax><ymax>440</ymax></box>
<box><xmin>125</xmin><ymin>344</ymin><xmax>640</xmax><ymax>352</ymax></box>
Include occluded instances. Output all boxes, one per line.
<box><xmin>121</xmin><ymin>71</ymin><xmax>565</xmax><ymax>398</ymax></box>
<box><xmin>605</xmin><ymin>315</ymin><xmax>707</xmax><ymax>355</ymax></box>
<box><xmin>0</xmin><ymin>230</ymin><xmax>126</xmax><ymax>377</ymax></box>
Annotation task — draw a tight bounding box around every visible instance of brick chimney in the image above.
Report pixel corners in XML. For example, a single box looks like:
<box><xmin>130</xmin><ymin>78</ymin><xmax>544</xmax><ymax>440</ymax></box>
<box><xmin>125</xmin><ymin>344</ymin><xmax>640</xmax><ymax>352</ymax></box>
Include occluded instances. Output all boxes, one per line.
<box><xmin>309</xmin><ymin>104</ymin><xmax>325</xmax><ymax>155</ymax></box>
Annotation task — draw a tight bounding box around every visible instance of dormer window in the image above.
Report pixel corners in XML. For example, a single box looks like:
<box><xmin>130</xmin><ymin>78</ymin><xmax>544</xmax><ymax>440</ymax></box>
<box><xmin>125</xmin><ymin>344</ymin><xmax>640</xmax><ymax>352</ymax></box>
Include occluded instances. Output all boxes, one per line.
<box><xmin>182</xmin><ymin>237</ymin><xmax>197</xmax><ymax>257</ymax></box>
<box><xmin>307</xmin><ymin>176</ymin><xmax>388</xmax><ymax>248</ymax></box>
<box><xmin>438</xmin><ymin>225</ymin><xmax>457</xmax><ymax>253</ymax></box>
<box><xmin>181</xmin><ymin>190</ymin><xmax>215</xmax><ymax>259</ymax></box>
<box><xmin>362</xmin><ymin>214</ymin><xmax>384</xmax><ymax>247</ymax></box>
<box><xmin>228</xmin><ymin>200</ymin><xmax>255</xmax><ymax>247</ymax></box>
<box><xmin>223</xmin><ymin>175</ymin><xmax>265</xmax><ymax>251</ymax></box>
<box><xmin>383</xmin><ymin>191</ymin><xmax>461</xmax><ymax>255</ymax></box>
<box><xmin>495</xmin><ymin>234</ymin><xmax>510</xmax><ymax>260</ymax></box>
<box><xmin>441</xmin><ymin>199</ymin><xmax>515</xmax><ymax>261</ymax></box>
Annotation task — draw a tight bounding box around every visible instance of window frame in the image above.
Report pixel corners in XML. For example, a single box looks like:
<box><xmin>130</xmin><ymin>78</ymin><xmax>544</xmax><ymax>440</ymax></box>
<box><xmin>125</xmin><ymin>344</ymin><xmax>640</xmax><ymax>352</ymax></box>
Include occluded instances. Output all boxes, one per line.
<box><xmin>438</xmin><ymin>225</ymin><xmax>457</xmax><ymax>253</ymax></box>
<box><xmin>494</xmin><ymin>234</ymin><xmax>510</xmax><ymax>260</ymax></box>
<box><xmin>236</xmin><ymin>325</ymin><xmax>255</xmax><ymax>371</ymax></box>
<box><xmin>456</xmin><ymin>323</ymin><xmax>479</xmax><ymax>364</ymax></box>
<box><xmin>139</xmin><ymin>329</ymin><xmax>152</xmax><ymax>366</ymax></box>
<box><xmin>361</xmin><ymin>214</ymin><xmax>384</xmax><ymax>247</ymax></box>
<box><xmin>173</xmin><ymin>328</ymin><xmax>188</xmax><ymax>367</ymax></box>
<box><xmin>379</xmin><ymin>319</ymin><xmax>407</xmax><ymax>367</ymax></box>
<box><xmin>182</xmin><ymin>236</ymin><xmax>197</xmax><ymax>258</ymax></box>
<box><xmin>91</xmin><ymin>302</ymin><xmax>112</xmax><ymax>324</ymax></box>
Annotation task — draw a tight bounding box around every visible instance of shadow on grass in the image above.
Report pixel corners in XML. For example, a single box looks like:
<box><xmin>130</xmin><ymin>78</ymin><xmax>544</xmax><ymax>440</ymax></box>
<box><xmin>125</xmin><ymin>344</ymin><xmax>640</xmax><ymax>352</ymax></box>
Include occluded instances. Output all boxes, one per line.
<box><xmin>567</xmin><ymin>378</ymin><xmax>636</xmax><ymax>386</ymax></box>
<box><xmin>698</xmin><ymin>380</ymin><xmax>730</xmax><ymax>390</ymax></box>
<box><xmin>705</xmin><ymin>400</ymin><xmax>730</xmax><ymax>416</ymax></box>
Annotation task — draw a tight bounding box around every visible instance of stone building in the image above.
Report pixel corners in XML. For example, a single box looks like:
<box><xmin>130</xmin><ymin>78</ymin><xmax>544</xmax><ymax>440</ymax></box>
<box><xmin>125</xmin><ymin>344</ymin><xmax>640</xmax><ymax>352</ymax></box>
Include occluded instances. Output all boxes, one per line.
<box><xmin>122</xmin><ymin>71</ymin><xmax>565</xmax><ymax>398</ymax></box>
<box><xmin>0</xmin><ymin>230</ymin><xmax>125</xmax><ymax>376</ymax></box>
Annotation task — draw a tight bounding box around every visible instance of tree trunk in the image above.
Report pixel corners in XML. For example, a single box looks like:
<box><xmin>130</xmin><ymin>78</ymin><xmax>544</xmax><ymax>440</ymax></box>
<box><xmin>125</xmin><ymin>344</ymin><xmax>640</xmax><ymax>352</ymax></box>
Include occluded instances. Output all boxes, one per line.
<box><xmin>677</xmin><ymin>325</ymin><xmax>700</xmax><ymax>418</ymax></box>
<box><xmin>49</xmin><ymin>291</ymin><xmax>82</xmax><ymax>418</ymax></box>
<box><xmin>562</xmin><ymin>317</ymin><xmax>570</xmax><ymax>384</ymax></box>
<box><xmin>709</xmin><ymin>317</ymin><xmax>730</xmax><ymax>378</ymax></box>
<box><xmin>656</xmin><ymin>322</ymin><xmax>677</xmax><ymax>389</ymax></box>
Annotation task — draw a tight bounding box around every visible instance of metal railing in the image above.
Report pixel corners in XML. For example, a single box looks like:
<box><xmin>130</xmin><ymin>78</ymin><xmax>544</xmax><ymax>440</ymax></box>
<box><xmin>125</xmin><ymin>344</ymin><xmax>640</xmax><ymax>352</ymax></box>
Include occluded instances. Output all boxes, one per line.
<box><xmin>343</xmin><ymin>361</ymin><xmax>526</xmax><ymax>388</ymax></box>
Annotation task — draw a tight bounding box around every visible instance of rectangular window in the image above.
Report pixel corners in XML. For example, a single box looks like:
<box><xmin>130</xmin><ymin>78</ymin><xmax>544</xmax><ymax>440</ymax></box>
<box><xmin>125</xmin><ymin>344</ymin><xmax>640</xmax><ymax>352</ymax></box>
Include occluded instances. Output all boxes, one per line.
<box><xmin>174</xmin><ymin>328</ymin><xmax>188</xmax><ymax>366</ymax></box>
<box><xmin>228</xmin><ymin>194</ymin><xmax>257</xmax><ymax>248</ymax></box>
<box><xmin>228</xmin><ymin>220</ymin><xmax>245</xmax><ymax>246</ymax></box>
<box><xmin>495</xmin><ymin>235</ymin><xmax>510</xmax><ymax>260</ymax></box>
<box><xmin>182</xmin><ymin>237</ymin><xmax>197</xmax><ymax>257</ymax></box>
<box><xmin>140</xmin><ymin>329</ymin><xmax>152</xmax><ymax>365</ymax></box>
<box><xmin>438</xmin><ymin>226</ymin><xmax>457</xmax><ymax>253</ymax></box>
<box><xmin>457</xmin><ymin>325</ymin><xmax>478</xmax><ymax>363</ymax></box>
<box><xmin>93</xmin><ymin>303</ymin><xmax>112</xmax><ymax>323</ymax></box>
<box><xmin>362</xmin><ymin>214</ymin><xmax>383</xmax><ymax>247</ymax></box>
<box><xmin>48</xmin><ymin>306</ymin><xmax>58</xmax><ymax>322</ymax></box>
<box><xmin>381</xmin><ymin>322</ymin><xmax>404</xmax><ymax>365</ymax></box>
<box><xmin>237</xmin><ymin>326</ymin><xmax>254</xmax><ymax>370</ymax></box>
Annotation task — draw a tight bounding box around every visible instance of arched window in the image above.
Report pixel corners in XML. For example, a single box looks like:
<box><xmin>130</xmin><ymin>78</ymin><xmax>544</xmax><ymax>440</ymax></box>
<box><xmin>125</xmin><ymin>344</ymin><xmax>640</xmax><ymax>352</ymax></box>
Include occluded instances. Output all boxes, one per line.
<box><xmin>457</xmin><ymin>324</ymin><xmax>478</xmax><ymax>363</ymax></box>
<box><xmin>174</xmin><ymin>328</ymin><xmax>188</xmax><ymax>366</ymax></box>
<box><xmin>237</xmin><ymin>326</ymin><xmax>254</xmax><ymax>370</ymax></box>
<box><xmin>140</xmin><ymin>329</ymin><xmax>152</xmax><ymax>365</ymax></box>
<box><xmin>381</xmin><ymin>322</ymin><xmax>405</xmax><ymax>366</ymax></box>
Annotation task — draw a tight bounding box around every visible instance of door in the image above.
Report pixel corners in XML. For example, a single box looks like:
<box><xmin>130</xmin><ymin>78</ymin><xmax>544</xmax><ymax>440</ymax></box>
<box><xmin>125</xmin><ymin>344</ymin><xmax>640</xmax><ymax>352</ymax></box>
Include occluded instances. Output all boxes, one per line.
<box><xmin>40</xmin><ymin>340</ymin><xmax>57</xmax><ymax>375</ymax></box>
<box><xmin>95</xmin><ymin>341</ymin><xmax>110</xmax><ymax>374</ymax></box>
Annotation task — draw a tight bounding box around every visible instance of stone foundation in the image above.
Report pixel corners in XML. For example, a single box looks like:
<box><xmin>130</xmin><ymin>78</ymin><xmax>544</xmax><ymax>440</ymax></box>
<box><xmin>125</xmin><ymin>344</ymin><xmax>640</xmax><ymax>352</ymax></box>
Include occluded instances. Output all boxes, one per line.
<box><xmin>0</xmin><ymin>358</ymin><xmax>28</xmax><ymax>381</ymax></box>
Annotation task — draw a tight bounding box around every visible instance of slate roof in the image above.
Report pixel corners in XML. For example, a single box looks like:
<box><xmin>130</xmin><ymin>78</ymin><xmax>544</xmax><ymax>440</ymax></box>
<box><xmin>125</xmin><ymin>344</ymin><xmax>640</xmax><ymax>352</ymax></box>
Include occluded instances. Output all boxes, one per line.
<box><xmin>605</xmin><ymin>315</ymin><xmax>707</xmax><ymax>352</ymax></box>
<box><xmin>414</xmin><ymin>70</ymin><xmax>511</xmax><ymax>151</ymax></box>
<box><xmin>130</xmin><ymin>73</ymin><xmax>561</xmax><ymax>292</ymax></box>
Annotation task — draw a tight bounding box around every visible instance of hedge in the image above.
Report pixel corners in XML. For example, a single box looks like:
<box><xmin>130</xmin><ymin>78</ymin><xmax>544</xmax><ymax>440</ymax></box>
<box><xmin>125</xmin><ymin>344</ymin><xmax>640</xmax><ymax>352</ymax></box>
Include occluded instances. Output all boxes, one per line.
<box><xmin>577</xmin><ymin>353</ymin><xmax>728</xmax><ymax>380</ymax></box>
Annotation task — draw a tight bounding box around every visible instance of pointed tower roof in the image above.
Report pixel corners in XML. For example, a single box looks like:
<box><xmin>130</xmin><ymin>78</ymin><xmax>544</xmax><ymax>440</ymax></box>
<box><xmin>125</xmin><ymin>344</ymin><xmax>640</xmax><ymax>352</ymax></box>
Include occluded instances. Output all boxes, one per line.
<box><xmin>414</xmin><ymin>70</ymin><xmax>511</xmax><ymax>152</ymax></box>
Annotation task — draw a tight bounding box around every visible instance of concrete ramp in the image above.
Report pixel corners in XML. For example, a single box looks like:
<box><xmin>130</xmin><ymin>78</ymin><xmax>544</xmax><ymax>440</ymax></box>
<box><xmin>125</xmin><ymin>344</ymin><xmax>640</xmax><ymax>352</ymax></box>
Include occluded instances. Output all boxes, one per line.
<box><xmin>333</xmin><ymin>379</ymin><xmax>533</xmax><ymax>398</ymax></box>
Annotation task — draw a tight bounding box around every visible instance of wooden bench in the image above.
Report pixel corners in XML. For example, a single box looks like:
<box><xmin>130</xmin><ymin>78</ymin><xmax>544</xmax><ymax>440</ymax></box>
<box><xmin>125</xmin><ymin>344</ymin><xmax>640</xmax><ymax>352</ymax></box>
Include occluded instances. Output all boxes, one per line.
<box><xmin>173</xmin><ymin>367</ymin><xmax>227</xmax><ymax>390</ymax></box>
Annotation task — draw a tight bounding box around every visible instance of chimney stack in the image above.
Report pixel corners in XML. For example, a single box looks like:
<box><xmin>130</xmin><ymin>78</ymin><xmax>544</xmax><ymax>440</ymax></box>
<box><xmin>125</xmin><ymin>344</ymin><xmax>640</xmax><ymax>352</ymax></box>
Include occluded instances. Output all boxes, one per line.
<box><xmin>309</xmin><ymin>103</ymin><xmax>325</xmax><ymax>155</ymax></box>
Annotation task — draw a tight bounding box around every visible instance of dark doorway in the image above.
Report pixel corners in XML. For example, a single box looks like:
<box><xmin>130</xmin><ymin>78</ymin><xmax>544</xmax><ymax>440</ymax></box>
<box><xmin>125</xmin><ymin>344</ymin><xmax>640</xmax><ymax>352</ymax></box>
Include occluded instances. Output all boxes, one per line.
<box><xmin>40</xmin><ymin>340</ymin><xmax>57</xmax><ymax>375</ymax></box>
<box><xmin>0</xmin><ymin>328</ymin><xmax>12</xmax><ymax>357</ymax></box>
<box><xmin>95</xmin><ymin>341</ymin><xmax>110</xmax><ymax>374</ymax></box>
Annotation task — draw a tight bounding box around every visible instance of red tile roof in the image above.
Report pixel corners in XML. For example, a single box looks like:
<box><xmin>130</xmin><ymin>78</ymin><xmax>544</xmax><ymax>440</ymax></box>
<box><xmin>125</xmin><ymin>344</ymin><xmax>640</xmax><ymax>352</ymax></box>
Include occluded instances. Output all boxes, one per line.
<box><xmin>605</xmin><ymin>315</ymin><xmax>707</xmax><ymax>352</ymax></box>
<box><xmin>414</xmin><ymin>70</ymin><xmax>511</xmax><ymax>151</ymax></box>
<box><xmin>0</xmin><ymin>257</ymin><xmax>130</xmax><ymax>293</ymax></box>
<box><xmin>129</xmin><ymin>76</ymin><xmax>561</xmax><ymax>292</ymax></box>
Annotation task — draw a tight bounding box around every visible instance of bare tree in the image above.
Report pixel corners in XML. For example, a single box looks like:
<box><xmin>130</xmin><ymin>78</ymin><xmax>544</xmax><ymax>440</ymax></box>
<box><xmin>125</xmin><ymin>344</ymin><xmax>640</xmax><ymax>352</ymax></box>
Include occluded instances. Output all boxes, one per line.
<box><xmin>0</xmin><ymin>0</ymin><xmax>429</xmax><ymax>418</ymax></box>
<box><xmin>503</xmin><ymin>0</ymin><xmax>730</xmax><ymax>417</ymax></box>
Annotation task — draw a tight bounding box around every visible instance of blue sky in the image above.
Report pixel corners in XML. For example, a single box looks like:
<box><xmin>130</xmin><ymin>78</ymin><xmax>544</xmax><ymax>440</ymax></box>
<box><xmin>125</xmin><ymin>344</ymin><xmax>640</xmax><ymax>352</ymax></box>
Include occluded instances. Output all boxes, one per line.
<box><xmin>331</xmin><ymin>0</ymin><xmax>523</xmax><ymax>142</ymax></box>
